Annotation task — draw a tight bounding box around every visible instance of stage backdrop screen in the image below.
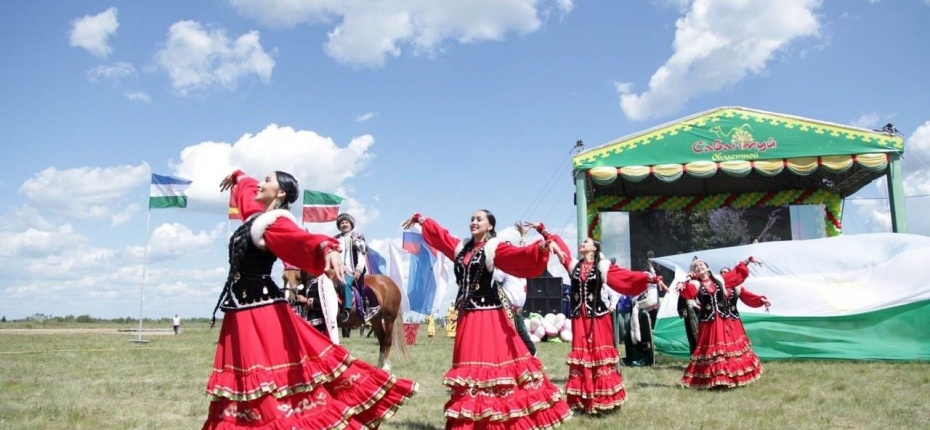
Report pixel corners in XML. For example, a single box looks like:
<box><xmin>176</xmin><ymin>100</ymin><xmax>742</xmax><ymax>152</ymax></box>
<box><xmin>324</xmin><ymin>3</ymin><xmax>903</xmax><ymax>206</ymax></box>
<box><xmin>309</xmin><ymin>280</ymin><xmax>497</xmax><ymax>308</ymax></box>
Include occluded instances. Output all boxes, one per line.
<box><xmin>602</xmin><ymin>206</ymin><xmax>793</xmax><ymax>276</ymax></box>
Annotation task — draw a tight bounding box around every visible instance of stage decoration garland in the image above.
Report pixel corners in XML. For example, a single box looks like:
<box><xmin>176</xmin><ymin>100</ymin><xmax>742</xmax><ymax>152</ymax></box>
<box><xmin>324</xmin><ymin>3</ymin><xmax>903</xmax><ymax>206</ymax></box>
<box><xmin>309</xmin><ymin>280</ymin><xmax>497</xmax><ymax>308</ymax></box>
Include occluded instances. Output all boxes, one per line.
<box><xmin>586</xmin><ymin>188</ymin><xmax>843</xmax><ymax>239</ymax></box>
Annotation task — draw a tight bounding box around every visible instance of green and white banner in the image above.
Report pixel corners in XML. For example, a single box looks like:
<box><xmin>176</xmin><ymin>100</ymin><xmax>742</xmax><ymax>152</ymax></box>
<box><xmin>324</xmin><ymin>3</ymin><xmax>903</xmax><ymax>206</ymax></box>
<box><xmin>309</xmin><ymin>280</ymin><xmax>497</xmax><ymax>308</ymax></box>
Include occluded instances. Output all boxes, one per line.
<box><xmin>652</xmin><ymin>233</ymin><xmax>930</xmax><ymax>361</ymax></box>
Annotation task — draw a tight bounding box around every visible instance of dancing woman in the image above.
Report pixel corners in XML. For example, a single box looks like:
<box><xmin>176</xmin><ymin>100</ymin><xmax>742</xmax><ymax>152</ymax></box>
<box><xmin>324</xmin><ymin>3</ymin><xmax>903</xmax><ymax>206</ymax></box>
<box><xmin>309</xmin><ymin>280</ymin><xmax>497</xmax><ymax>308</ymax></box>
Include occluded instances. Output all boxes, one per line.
<box><xmin>549</xmin><ymin>233</ymin><xmax>661</xmax><ymax>414</ymax></box>
<box><xmin>676</xmin><ymin>257</ymin><xmax>770</xmax><ymax>389</ymax></box>
<box><xmin>402</xmin><ymin>210</ymin><xmax>571</xmax><ymax>429</ymax></box>
<box><xmin>203</xmin><ymin>169</ymin><xmax>417</xmax><ymax>429</ymax></box>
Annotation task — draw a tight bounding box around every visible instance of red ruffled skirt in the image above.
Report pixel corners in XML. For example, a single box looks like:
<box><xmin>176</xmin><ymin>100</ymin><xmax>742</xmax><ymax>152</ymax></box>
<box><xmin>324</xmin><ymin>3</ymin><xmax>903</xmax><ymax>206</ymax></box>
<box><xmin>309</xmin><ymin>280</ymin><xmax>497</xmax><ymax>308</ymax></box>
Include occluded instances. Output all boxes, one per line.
<box><xmin>203</xmin><ymin>302</ymin><xmax>418</xmax><ymax>429</ymax></box>
<box><xmin>565</xmin><ymin>311</ymin><xmax>625</xmax><ymax>414</ymax></box>
<box><xmin>444</xmin><ymin>308</ymin><xmax>571</xmax><ymax>430</ymax></box>
<box><xmin>681</xmin><ymin>317</ymin><xmax>763</xmax><ymax>389</ymax></box>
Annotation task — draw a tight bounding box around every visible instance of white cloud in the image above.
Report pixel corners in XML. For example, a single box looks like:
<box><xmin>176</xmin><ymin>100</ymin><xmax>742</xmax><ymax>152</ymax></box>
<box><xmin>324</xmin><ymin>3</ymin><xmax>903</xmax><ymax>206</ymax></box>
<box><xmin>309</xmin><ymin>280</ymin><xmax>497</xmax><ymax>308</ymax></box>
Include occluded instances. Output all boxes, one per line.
<box><xmin>1</xmin><ymin>266</ymin><xmax>226</xmax><ymax>318</ymax></box>
<box><xmin>554</xmin><ymin>0</ymin><xmax>574</xmax><ymax>14</ymax></box>
<box><xmin>18</xmin><ymin>164</ymin><xmax>150</xmax><ymax>220</ymax></box>
<box><xmin>852</xmin><ymin>121</ymin><xmax>930</xmax><ymax>235</ymax></box>
<box><xmin>0</xmin><ymin>224</ymin><xmax>86</xmax><ymax>258</ymax></box>
<box><xmin>0</xmin><ymin>224</ymin><xmax>118</xmax><ymax>281</ymax></box>
<box><xmin>227</xmin><ymin>0</ymin><xmax>570</xmax><ymax>68</ymax></box>
<box><xmin>355</xmin><ymin>112</ymin><xmax>376</xmax><ymax>122</ymax></box>
<box><xmin>6</xmin><ymin>205</ymin><xmax>58</xmax><ymax>231</ymax></box>
<box><xmin>87</xmin><ymin>61</ymin><xmax>136</xmax><ymax>83</ymax></box>
<box><xmin>848</xmin><ymin>199</ymin><xmax>891</xmax><ymax>233</ymax></box>
<box><xmin>850</xmin><ymin>112</ymin><xmax>882</xmax><ymax>130</ymax></box>
<box><xmin>168</xmin><ymin>124</ymin><xmax>375</xmax><ymax>213</ymax></box>
<box><xmin>617</xmin><ymin>0</ymin><xmax>822</xmax><ymax>121</ymax></box>
<box><xmin>69</xmin><ymin>7</ymin><xmax>119</xmax><ymax>59</ymax></box>
<box><xmin>124</xmin><ymin>91</ymin><xmax>152</xmax><ymax>103</ymax></box>
<box><xmin>125</xmin><ymin>222</ymin><xmax>225</xmax><ymax>263</ymax></box>
<box><xmin>110</xmin><ymin>203</ymin><xmax>140</xmax><ymax>226</ymax></box>
<box><xmin>155</xmin><ymin>20</ymin><xmax>276</xmax><ymax>95</ymax></box>
<box><xmin>902</xmin><ymin>121</ymin><xmax>930</xmax><ymax>196</ymax></box>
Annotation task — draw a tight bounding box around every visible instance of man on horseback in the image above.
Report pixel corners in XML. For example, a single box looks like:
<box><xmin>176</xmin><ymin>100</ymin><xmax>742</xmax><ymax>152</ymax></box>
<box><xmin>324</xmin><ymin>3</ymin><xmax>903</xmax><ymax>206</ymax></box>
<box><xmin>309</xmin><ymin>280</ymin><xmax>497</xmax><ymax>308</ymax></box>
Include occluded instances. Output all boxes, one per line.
<box><xmin>334</xmin><ymin>213</ymin><xmax>378</xmax><ymax>322</ymax></box>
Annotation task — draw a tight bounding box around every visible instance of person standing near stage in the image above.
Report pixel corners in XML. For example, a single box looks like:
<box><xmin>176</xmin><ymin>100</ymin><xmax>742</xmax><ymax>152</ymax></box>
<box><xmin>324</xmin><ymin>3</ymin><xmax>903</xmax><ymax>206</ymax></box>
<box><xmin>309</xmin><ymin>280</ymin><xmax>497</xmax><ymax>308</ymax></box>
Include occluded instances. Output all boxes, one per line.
<box><xmin>204</xmin><ymin>169</ymin><xmax>417</xmax><ymax>429</ymax></box>
<box><xmin>426</xmin><ymin>314</ymin><xmax>437</xmax><ymax>342</ymax></box>
<box><xmin>495</xmin><ymin>221</ymin><xmax>536</xmax><ymax>356</ymax></box>
<box><xmin>549</xmin><ymin>232</ymin><xmax>661</xmax><ymax>414</ymax></box>
<box><xmin>402</xmin><ymin>211</ymin><xmax>571</xmax><ymax>429</ymax></box>
<box><xmin>445</xmin><ymin>304</ymin><xmax>458</xmax><ymax>338</ymax></box>
<box><xmin>676</xmin><ymin>256</ymin><xmax>770</xmax><ymax>389</ymax></box>
<box><xmin>334</xmin><ymin>213</ymin><xmax>368</xmax><ymax>322</ymax></box>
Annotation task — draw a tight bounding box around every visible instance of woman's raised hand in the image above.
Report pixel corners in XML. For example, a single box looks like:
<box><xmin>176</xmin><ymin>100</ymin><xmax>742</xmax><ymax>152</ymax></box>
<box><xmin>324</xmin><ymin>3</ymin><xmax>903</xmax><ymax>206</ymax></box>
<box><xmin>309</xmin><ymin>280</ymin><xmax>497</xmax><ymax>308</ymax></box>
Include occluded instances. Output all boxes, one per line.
<box><xmin>522</xmin><ymin>221</ymin><xmax>542</xmax><ymax>231</ymax></box>
<box><xmin>401</xmin><ymin>213</ymin><xmax>422</xmax><ymax>230</ymax></box>
<box><xmin>547</xmin><ymin>240</ymin><xmax>567</xmax><ymax>263</ymax></box>
<box><xmin>745</xmin><ymin>256</ymin><xmax>764</xmax><ymax>267</ymax></box>
<box><xmin>219</xmin><ymin>171</ymin><xmax>239</xmax><ymax>192</ymax></box>
<box><xmin>656</xmin><ymin>278</ymin><xmax>669</xmax><ymax>293</ymax></box>
<box><xmin>514</xmin><ymin>221</ymin><xmax>528</xmax><ymax>236</ymax></box>
<box><xmin>323</xmin><ymin>250</ymin><xmax>346</xmax><ymax>284</ymax></box>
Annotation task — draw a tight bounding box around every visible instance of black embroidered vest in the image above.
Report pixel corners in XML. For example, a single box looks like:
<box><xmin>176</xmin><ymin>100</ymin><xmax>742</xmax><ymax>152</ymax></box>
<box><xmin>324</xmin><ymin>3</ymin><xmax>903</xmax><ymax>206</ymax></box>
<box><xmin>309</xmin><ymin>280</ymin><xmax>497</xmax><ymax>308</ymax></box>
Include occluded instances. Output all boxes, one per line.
<box><xmin>453</xmin><ymin>242</ymin><xmax>503</xmax><ymax>311</ymax></box>
<box><xmin>216</xmin><ymin>216</ymin><xmax>287</xmax><ymax>313</ymax></box>
<box><xmin>568</xmin><ymin>261</ymin><xmax>610</xmax><ymax>318</ymax></box>
<box><xmin>696</xmin><ymin>278</ymin><xmax>740</xmax><ymax>322</ymax></box>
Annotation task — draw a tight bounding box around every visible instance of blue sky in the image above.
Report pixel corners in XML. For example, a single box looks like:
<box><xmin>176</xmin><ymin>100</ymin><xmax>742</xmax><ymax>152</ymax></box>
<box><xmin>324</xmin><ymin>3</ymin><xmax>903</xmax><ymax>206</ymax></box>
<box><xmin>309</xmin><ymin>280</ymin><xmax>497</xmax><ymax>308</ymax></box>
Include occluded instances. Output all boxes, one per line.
<box><xmin>1</xmin><ymin>0</ymin><xmax>929</xmax><ymax>320</ymax></box>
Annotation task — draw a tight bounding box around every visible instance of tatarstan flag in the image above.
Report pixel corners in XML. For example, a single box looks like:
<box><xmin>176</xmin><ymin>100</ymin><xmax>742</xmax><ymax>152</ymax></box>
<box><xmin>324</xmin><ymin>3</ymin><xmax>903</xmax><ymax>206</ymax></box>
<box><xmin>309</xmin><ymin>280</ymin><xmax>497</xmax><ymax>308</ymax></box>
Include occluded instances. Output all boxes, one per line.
<box><xmin>302</xmin><ymin>190</ymin><xmax>344</xmax><ymax>223</ymax></box>
<box><xmin>149</xmin><ymin>173</ymin><xmax>192</xmax><ymax>209</ymax></box>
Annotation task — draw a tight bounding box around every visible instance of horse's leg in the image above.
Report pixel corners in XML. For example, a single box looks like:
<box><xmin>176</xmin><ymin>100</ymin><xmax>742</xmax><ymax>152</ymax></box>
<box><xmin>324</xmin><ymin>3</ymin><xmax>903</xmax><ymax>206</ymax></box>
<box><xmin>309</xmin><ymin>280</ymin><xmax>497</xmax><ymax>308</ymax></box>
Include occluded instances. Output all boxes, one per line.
<box><xmin>371</xmin><ymin>314</ymin><xmax>389</xmax><ymax>370</ymax></box>
<box><xmin>382</xmin><ymin>313</ymin><xmax>399</xmax><ymax>372</ymax></box>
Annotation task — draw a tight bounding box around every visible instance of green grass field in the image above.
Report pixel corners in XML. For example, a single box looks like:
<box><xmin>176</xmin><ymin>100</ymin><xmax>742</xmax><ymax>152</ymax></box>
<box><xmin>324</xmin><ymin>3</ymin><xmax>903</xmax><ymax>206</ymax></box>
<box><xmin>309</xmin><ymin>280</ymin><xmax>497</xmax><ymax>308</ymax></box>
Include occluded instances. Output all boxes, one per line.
<box><xmin>1</xmin><ymin>321</ymin><xmax>928</xmax><ymax>429</ymax></box>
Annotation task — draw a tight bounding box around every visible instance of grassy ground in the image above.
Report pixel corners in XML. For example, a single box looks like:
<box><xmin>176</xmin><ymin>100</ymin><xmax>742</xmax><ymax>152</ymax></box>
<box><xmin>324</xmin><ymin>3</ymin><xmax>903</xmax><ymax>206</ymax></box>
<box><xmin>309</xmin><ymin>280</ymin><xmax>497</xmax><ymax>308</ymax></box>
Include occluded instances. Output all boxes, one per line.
<box><xmin>1</xmin><ymin>321</ymin><xmax>928</xmax><ymax>429</ymax></box>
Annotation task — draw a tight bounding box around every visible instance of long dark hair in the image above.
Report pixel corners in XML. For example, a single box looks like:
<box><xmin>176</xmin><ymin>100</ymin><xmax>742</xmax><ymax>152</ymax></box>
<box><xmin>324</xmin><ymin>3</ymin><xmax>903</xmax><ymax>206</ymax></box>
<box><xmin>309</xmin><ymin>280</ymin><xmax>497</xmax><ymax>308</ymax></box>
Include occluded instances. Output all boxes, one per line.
<box><xmin>590</xmin><ymin>239</ymin><xmax>604</xmax><ymax>284</ymax></box>
<box><xmin>274</xmin><ymin>171</ymin><xmax>299</xmax><ymax>210</ymax></box>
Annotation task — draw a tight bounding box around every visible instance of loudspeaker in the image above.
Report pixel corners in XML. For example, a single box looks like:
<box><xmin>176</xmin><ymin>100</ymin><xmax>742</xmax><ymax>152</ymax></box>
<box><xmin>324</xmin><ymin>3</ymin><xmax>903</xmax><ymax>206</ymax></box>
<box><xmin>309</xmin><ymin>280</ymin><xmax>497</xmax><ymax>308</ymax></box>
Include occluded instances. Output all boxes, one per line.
<box><xmin>525</xmin><ymin>277</ymin><xmax>564</xmax><ymax>315</ymax></box>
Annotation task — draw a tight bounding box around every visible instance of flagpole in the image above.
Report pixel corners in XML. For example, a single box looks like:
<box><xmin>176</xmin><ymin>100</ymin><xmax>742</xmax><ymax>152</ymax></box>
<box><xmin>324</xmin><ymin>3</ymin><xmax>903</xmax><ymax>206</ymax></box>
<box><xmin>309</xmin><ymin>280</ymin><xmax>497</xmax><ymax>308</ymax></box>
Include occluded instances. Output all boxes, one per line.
<box><xmin>131</xmin><ymin>207</ymin><xmax>152</xmax><ymax>344</ymax></box>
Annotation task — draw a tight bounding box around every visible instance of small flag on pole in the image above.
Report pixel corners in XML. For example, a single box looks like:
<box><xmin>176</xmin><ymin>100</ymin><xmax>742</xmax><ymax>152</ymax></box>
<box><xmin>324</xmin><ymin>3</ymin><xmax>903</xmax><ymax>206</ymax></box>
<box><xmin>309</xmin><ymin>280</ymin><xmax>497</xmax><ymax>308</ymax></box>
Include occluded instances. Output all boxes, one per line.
<box><xmin>228</xmin><ymin>190</ymin><xmax>240</xmax><ymax>220</ymax></box>
<box><xmin>402</xmin><ymin>231</ymin><xmax>438</xmax><ymax>314</ymax></box>
<box><xmin>403</xmin><ymin>231</ymin><xmax>438</xmax><ymax>257</ymax></box>
<box><xmin>149</xmin><ymin>173</ymin><xmax>192</xmax><ymax>209</ymax></box>
<box><xmin>302</xmin><ymin>190</ymin><xmax>344</xmax><ymax>223</ymax></box>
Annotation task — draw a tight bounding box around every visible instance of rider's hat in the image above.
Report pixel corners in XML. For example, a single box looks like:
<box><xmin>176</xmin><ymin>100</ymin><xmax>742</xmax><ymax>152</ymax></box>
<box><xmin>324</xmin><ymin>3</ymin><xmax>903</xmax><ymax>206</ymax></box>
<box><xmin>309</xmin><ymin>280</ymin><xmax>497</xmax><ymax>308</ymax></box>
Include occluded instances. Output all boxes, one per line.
<box><xmin>336</xmin><ymin>213</ymin><xmax>355</xmax><ymax>229</ymax></box>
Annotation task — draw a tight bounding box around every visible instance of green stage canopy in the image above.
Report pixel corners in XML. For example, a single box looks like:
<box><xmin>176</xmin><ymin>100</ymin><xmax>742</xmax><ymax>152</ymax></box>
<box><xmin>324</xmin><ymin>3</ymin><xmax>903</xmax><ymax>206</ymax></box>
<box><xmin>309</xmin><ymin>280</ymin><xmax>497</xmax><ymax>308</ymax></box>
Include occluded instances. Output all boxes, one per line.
<box><xmin>571</xmin><ymin>106</ymin><xmax>907</xmax><ymax>241</ymax></box>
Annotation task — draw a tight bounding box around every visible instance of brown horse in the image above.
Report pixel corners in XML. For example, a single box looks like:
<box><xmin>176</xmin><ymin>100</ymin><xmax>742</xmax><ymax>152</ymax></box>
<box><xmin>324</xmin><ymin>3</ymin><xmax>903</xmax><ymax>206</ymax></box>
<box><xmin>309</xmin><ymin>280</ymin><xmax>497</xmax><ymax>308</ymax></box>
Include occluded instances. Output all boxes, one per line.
<box><xmin>282</xmin><ymin>269</ymin><xmax>408</xmax><ymax>371</ymax></box>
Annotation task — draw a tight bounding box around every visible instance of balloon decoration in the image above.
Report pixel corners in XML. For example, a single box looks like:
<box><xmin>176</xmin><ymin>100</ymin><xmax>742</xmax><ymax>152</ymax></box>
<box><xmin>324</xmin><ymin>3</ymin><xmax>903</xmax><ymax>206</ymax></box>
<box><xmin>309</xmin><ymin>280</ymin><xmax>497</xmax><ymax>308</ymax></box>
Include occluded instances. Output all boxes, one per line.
<box><xmin>524</xmin><ymin>313</ymin><xmax>574</xmax><ymax>344</ymax></box>
<box><xmin>586</xmin><ymin>154</ymin><xmax>888</xmax><ymax>186</ymax></box>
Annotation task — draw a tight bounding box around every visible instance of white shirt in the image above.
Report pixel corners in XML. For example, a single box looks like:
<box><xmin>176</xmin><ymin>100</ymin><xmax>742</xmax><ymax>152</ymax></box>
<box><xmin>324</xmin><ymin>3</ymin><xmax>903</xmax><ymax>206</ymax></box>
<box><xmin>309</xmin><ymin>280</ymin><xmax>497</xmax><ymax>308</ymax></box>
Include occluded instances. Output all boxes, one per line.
<box><xmin>172</xmin><ymin>316</ymin><xmax>181</xmax><ymax>325</ymax></box>
<box><xmin>493</xmin><ymin>269</ymin><xmax>526</xmax><ymax>308</ymax></box>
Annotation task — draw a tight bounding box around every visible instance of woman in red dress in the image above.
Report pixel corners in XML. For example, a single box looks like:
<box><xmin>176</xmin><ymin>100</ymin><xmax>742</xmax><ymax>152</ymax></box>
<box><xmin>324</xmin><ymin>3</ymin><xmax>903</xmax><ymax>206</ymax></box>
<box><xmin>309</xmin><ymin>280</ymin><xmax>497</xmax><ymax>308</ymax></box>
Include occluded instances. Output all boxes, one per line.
<box><xmin>203</xmin><ymin>170</ymin><xmax>418</xmax><ymax>429</ymax></box>
<box><xmin>549</xmin><ymin>233</ymin><xmax>660</xmax><ymax>414</ymax></box>
<box><xmin>402</xmin><ymin>210</ymin><xmax>571</xmax><ymax>429</ymax></box>
<box><xmin>676</xmin><ymin>257</ymin><xmax>770</xmax><ymax>389</ymax></box>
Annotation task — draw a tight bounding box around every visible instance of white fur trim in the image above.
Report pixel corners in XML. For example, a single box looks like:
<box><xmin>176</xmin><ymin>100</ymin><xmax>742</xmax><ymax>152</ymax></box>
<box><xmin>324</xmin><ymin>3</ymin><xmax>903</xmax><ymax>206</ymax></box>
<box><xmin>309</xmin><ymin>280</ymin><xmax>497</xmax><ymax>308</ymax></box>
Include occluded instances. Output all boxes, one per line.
<box><xmin>453</xmin><ymin>237</ymin><xmax>501</xmax><ymax>272</ymax></box>
<box><xmin>250</xmin><ymin>209</ymin><xmax>298</xmax><ymax>249</ymax></box>
<box><xmin>598</xmin><ymin>258</ymin><xmax>612</xmax><ymax>299</ymax></box>
<box><xmin>631</xmin><ymin>302</ymin><xmax>641</xmax><ymax>344</ymax></box>
<box><xmin>484</xmin><ymin>238</ymin><xmax>500</xmax><ymax>271</ymax></box>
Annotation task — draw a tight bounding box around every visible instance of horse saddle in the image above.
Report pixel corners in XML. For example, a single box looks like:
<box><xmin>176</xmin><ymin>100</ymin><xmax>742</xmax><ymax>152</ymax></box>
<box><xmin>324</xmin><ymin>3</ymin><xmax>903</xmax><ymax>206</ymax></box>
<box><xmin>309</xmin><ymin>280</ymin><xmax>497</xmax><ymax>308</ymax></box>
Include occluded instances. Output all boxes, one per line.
<box><xmin>346</xmin><ymin>283</ymin><xmax>381</xmax><ymax>323</ymax></box>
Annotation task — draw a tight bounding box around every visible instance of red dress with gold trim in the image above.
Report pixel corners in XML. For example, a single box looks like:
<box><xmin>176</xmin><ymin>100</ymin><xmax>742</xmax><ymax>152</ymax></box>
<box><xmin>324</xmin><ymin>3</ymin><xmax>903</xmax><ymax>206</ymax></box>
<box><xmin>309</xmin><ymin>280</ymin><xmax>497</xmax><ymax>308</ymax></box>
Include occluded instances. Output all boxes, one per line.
<box><xmin>679</xmin><ymin>262</ymin><xmax>767</xmax><ymax>389</ymax></box>
<box><xmin>419</xmin><ymin>218</ymin><xmax>572</xmax><ymax>429</ymax></box>
<box><xmin>202</xmin><ymin>173</ymin><xmax>417</xmax><ymax>429</ymax></box>
<box><xmin>553</xmin><ymin>235</ymin><xmax>650</xmax><ymax>414</ymax></box>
